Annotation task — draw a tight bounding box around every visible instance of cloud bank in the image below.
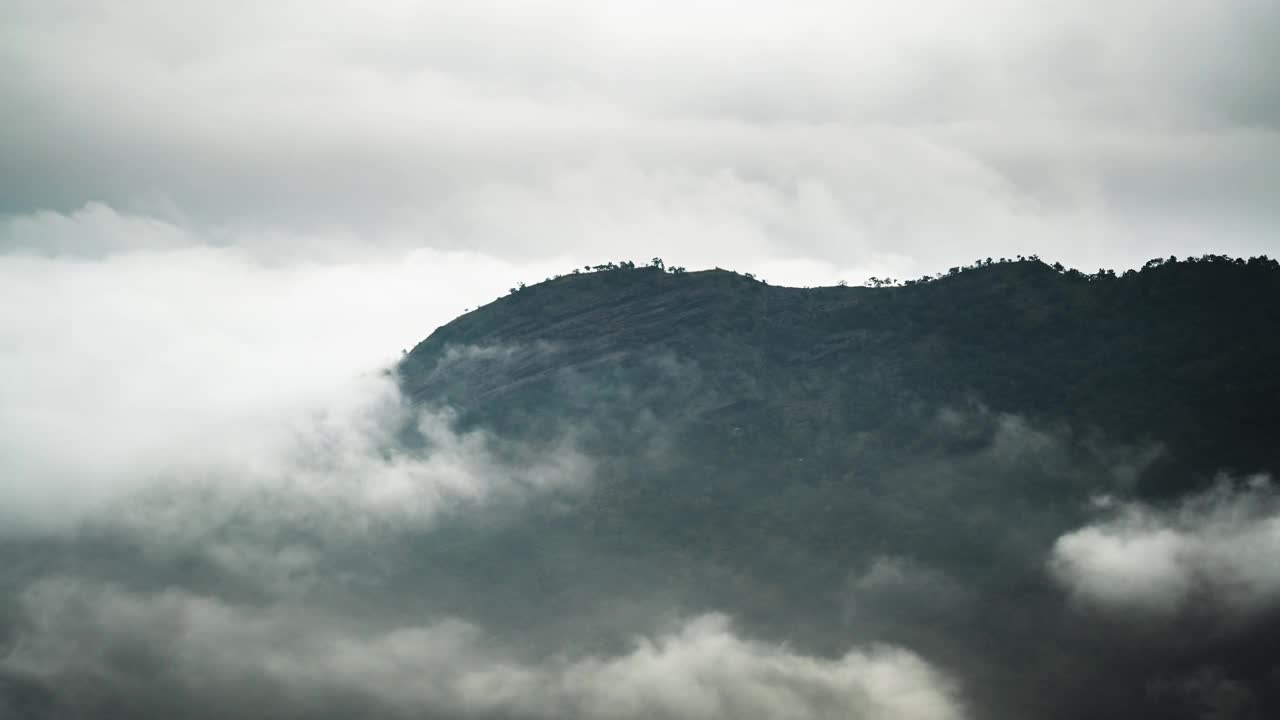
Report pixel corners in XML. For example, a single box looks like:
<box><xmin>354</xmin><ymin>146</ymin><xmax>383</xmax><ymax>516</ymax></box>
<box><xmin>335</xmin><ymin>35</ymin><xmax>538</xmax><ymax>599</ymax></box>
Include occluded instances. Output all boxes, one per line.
<box><xmin>0</xmin><ymin>241</ymin><xmax>576</xmax><ymax>533</ymax></box>
<box><xmin>3</xmin><ymin>579</ymin><xmax>964</xmax><ymax>720</ymax></box>
<box><xmin>1050</xmin><ymin>477</ymin><xmax>1280</xmax><ymax>618</ymax></box>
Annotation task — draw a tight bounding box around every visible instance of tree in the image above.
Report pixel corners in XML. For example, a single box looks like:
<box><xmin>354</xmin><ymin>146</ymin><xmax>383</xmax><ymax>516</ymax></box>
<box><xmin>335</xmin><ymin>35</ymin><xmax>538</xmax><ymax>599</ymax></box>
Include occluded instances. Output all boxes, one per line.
<box><xmin>651</xmin><ymin>257</ymin><xmax>665</xmax><ymax>270</ymax></box>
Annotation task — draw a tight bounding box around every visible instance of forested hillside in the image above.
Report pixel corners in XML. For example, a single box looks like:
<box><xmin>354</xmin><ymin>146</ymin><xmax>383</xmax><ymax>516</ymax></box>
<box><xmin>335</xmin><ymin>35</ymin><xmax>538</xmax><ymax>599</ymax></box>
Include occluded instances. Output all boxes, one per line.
<box><xmin>395</xmin><ymin>255</ymin><xmax>1280</xmax><ymax>720</ymax></box>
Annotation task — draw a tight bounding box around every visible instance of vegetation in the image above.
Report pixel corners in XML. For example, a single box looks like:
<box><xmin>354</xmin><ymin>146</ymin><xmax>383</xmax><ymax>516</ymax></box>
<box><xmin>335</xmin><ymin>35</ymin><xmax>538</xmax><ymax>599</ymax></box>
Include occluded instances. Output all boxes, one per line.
<box><xmin>504</xmin><ymin>253</ymin><xmax>1280</xmax><ymax>298</ymax></box>
<box><xmin>399</xmin><ymin>254</ymin><xmax>1280</xmax><ymax>720</ymax></box>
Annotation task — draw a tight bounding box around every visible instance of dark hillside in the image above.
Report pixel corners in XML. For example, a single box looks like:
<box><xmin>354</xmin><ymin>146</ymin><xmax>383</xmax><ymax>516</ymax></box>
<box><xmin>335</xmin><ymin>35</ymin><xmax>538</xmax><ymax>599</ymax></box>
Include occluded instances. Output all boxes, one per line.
<box><xmin>391</xmin><ymin>256</ymin><xmax>1280</xmax><ymax>720</ymax></box>
<box><xmin>402</xmin><ymin>257</ymin><xmax>1280</xmax><ymax>491</ymax></box>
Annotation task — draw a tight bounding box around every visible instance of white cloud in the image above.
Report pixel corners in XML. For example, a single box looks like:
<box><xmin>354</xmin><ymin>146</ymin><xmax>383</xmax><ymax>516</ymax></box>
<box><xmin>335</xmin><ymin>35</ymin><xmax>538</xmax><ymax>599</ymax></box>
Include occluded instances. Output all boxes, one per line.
<box><xmin>5</xmin><ymin>578</ymin><xmax>966</xmax><ymax>720</ymax></box>
<box><xmin>0</xmin><ymin>215</ymin><xmax>582</xmax><ymax>534</ymax></box>
<box><xmin>1049</xmin><ymin>477</ymin><xmax>1280</xmax><ymax>618</ymax></box>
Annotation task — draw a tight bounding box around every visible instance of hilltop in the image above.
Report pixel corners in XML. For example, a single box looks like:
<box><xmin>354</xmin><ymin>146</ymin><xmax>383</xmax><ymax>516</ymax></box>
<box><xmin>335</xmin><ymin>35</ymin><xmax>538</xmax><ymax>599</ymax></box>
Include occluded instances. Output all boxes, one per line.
<box><xmin>402</xmin><ymin>255</ymin><xmax>1280</xmax><ymax>494</ymax></box>
<box><xmin>391</xmin><ymin>254</ymin><xmax>1280</xmax><ymax>720</ymax></box>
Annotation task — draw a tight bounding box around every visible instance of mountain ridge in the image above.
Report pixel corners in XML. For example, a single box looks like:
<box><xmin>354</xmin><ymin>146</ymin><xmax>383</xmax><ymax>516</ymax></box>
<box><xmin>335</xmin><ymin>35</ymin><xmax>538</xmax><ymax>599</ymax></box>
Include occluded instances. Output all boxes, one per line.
<box><xmin>401</xmin><ymin>255</ymin><xmax>1280</xmax><ymax>494</ymax></box>
<box><xmin>384</xmin><ymin>254</ymin><xmax>1280</xmax><ymax>719</ymax></box>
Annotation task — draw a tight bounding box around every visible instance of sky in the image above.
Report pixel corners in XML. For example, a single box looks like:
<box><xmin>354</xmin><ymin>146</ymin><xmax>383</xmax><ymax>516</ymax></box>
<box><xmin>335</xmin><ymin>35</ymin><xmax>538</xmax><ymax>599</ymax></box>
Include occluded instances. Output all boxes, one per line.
<box><xmin>1</xmin><ymin>3</ymin><xmax>1279</xmax><ymax>718</ymax></box>
<box><xmin>3</xmin><ymin>1</ymin><xmax>1279</xmax><ymax>280</ymax></box>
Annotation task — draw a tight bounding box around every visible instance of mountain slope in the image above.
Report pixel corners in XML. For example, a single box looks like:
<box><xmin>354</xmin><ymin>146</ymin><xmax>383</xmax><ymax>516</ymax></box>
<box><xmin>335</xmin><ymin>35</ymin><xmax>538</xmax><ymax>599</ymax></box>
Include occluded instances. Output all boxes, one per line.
<box><xmin>403</xmin><ymin>258</ymin><xmax>1280</xmax><ymax>489</ymax></box>
<box><xmin>394</xmin><ymin>257</ymin><xmax>1280</xmax><ymax>720</ymax></box>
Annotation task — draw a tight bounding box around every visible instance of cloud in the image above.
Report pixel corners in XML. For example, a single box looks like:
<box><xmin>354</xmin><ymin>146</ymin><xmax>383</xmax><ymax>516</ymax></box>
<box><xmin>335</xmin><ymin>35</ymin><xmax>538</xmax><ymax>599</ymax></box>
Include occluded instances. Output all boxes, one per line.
<box><xmin>2</xmin><ymin>578</ymin><xmax>965</xmax><ymax>720</ymax></box>
<box><xmin>0</xmin><ymin>232</ymin><xmax>579</xmax><ymax>534</ymax></box>
<box><xmin>1147</xmin><ymin>666</ymin><xmax>1264</xmax><ymax>720</ymax></box>
<box><xmin>840</xmin><ymin>556</ymin><xmax>975</xmax><ymax>638</ymax></box>
<box><xmin>3</xmin><ymin>1</ymin><xmax>1277</xmax><ymax>275</ymax></box>
<box><xmin>0</xmin><ymin>202</ymin><xmax>192</xmax><ymax>257</ymax></box>
<box><xmin>1049</xmin><ymin>477</ymin><xmax>1280</xmax><ymax>618</ymax></box>
<box><xmin>93</xmin><ymin>390</ymin><xmax>592</xmax><ymax>587</ymax></box>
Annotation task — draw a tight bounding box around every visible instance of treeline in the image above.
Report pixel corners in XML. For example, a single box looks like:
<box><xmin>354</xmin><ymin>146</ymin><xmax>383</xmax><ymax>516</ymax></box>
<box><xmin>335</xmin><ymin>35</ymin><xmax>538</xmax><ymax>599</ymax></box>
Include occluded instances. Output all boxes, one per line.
<box><xmin>866</xmin><ymin>253</ymin><xmax>1279</xmax><ymax>288</ymax></box>
<box><xmin>508</xmin><ymin>257</ymin><xmax>687</xmax><ymax>295</ymax></box>
<box><xmin>505</xmin><ymin>253</ymin><xmax>1279</xmax><ymax>296</ymax></box>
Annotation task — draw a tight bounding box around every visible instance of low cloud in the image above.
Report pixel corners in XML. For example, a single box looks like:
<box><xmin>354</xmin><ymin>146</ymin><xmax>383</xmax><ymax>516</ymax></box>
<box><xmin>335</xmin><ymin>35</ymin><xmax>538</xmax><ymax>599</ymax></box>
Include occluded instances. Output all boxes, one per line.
<box><xmin>3</xmin><ymin>579</ymin><xmax>965</xmax><ymax>720</ymax></box>
<box><xmin>1049</xmin><ymin>477</ymin><xmax>1280</xmax><ymax>618</ymax></box>
<box><xmin>1146</xmin><ymin>665</ymin><xmax>1264</xmax><ymax>720</ymax></box>
<box><xmin>0</xmin><ymin>240</ymin><xmax>576</xmax><ymax>534</ymax></box>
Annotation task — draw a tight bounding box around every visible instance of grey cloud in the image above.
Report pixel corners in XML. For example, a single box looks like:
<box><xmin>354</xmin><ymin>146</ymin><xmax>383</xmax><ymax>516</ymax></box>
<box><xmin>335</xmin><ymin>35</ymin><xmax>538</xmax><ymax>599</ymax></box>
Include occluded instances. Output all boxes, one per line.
<box><xmin>1146</xmin><ymin>665</ymin><xmax>1265</xmax><ymax>720</ymax></box>
<box><xmin>841</xmin><ymin>556</ymin><xmax>975</xmax><ymax>635</ymax></box>
<box><xmin>0</xmin><ymin>203</ymin><xmax>193</xmax><ymax>258</ymax></box>
<box><xmin>1050</xmin><ymin>476</ymin><xmax>1280</xmax><ymax>618</ymax></box>
<box><xmin>97</xmin><ymin>394</ymin><xmax>592</xmax><ymax>568</ymax></box>
<box><xmin>927</xmin><ymin>406</ymin><xmax>1164</xmax><ymax>493</ymax></box>
<box><xmin>2</xmin><ymin>1</ymin><xmax>1277</xmax><ymax>275</ymax></box>
<box><xmin>3</xmin><ymin>579</ymin><xmax>965</xmax><ymax>720</ymax></box>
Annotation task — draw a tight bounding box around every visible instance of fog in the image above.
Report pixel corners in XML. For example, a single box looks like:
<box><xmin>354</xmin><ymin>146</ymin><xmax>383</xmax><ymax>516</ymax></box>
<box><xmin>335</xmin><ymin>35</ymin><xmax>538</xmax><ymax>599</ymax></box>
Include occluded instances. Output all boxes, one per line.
<box><xmin>0</xmin><ymin>242</ymin><xmax>578</xmax><ymax>531</ymax></box>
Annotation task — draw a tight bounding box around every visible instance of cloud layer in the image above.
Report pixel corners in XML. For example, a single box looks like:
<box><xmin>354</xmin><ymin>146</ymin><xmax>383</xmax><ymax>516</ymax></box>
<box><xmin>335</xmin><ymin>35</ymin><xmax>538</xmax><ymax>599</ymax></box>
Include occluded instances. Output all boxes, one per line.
<box><xmin>3</xmin><ymin>579</ymin><xmax>964</xmax><ymax>720</ymax></box>
<box><xmin>4</xmin><ymin>0</ymin><xmax>1278</xmax><ymax>276</ymax></box>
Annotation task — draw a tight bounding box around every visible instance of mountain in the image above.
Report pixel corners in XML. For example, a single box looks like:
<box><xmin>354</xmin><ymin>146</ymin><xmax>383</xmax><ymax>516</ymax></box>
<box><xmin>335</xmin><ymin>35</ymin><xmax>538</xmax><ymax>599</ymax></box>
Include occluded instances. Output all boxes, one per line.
<box><xmin>395</xmin><ymin>256</ymin><xmax>1280</xmax><ymax>720</ymax></box>
<box><xmin>403</xmin><ymin>258</ymin><xmax>1280</xmax><ymax>490</ymax></box>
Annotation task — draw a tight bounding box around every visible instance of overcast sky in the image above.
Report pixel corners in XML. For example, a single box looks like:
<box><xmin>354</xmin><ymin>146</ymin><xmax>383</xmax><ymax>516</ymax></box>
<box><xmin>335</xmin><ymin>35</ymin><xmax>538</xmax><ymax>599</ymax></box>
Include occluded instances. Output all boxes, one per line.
<box><xmin>4</xmin><ymin>0</ymin><xmax>1279</xmax><ymax>280</ymax></box>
